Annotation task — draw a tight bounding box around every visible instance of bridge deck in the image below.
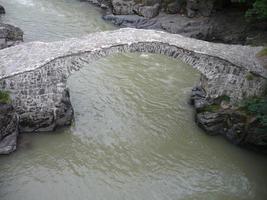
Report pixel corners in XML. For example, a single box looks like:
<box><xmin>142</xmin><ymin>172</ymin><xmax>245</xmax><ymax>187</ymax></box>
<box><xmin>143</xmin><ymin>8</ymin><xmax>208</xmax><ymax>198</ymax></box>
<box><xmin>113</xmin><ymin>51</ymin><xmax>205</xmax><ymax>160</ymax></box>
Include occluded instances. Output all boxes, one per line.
<box><xmin>0</xmin><ymin>28</ymin><xmax>264</xmax><ymax>80</ymax></box>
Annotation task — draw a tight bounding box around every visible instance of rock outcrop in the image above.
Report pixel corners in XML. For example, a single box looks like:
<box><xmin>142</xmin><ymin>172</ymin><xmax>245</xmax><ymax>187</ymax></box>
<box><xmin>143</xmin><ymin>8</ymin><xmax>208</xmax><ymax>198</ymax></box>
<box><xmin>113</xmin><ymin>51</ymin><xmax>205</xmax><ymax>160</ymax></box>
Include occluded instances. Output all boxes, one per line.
<box><xmin>133</xmin><ymin>3</ymin><xmax>160</xmax><ymax>18</ymax></box>
<box><xmin>0</xmin><ymin>23</ymin><xmax>24</xmax><ymax>49</ymax></box>
<box><xmin>190</xmin><ymin>86</ymin><xmax>267</xmax><ymax>152</ymax></box>
<box><xmin>111</xmin><ymin>0</ymin><xmax>136</xmax><ymax>15</ymax></box>
<box><xmin>186</xmin><ymin>0</ymin><xmax>214</xmax><ymax>17</ymax></box>
<box><xmin>0</xmin><ymin>103</ymin><xmax>19</xmax><ymax>154</ymax></box>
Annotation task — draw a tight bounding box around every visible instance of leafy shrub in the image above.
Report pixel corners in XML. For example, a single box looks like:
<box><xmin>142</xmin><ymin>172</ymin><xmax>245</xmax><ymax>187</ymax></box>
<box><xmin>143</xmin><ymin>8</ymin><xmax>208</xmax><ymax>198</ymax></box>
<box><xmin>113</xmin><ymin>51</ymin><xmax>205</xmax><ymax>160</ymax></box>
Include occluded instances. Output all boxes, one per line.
<box><xmin>240</xmin><ymin>97</ymin><xmax>267</xmax><ymax>127</ymax></box>
<box><xmin>245</xmin><ymin>0</ymin><xmax>267</xmax><ymax>20</ymax></box>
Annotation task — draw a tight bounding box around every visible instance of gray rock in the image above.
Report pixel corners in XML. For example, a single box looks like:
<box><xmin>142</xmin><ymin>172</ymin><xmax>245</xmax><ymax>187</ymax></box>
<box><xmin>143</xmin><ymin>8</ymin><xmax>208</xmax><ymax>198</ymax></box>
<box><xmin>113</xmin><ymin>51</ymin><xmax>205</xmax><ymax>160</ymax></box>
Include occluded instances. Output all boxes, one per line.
<box><xmin>196</xmin><ymin>112</ymin><xmax>225</xmax><ymax>135</ymax></box>
<box><xmin>0</xmin><ymin>23</ymin><xmax>23</xmax><ymax>49</ymax></box>
<box><xmin>0</xmin><ymin>5</ymin><xmax>5</xmax><ymax>14</ymax></box>
<box><xmin>0</xmin><ymin>103</ymin><xmax>19</xmax><ymax>154</ymax></box>
<box><xmin>111</xmin><ymin>0</ymin><xmax>136</xmax><ymax>15</ymax></box>
<box><xmin>190</xmin><ymin>86</ymin><xmax>211</xmax><ymax>111</ymax></box>
<box><xmin>134</xmin><ymin>3</ymin><xmax>160</xmax><ymax>18</ymax></box>
<box><xmin>166</xmin><ymin>0</ymin><xmax>185</xmax><ymax>14</ymax></box>
<box><xmin>103</xmin><ymin>14</ymin><xmax>148</xmax><ymax>26</ymax></box>
<box><xmin>186</xmin><ymin>0</ymin><xmax>215</xmax><ymax>17</ymax></box>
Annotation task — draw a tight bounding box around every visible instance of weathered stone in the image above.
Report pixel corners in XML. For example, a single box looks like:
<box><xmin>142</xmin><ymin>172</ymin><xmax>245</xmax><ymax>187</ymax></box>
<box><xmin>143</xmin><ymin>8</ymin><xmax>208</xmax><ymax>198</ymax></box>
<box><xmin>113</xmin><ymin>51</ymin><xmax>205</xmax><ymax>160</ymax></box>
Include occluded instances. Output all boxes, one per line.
<box><xmin>0</xmin><ymin>5</ymin><xmax>5</xmax><ymax>14</ymax></box>
<box><xmin>186</xmin><ymin>0</ymin><xmax>215</xmax><ymax>17</ymax></box>
<box><xmin>18</xmin><ymin>89</ymin><xmax>74</xmax><ymax>133</ymax></box>
<box><xmin>103</xmin><ymin>14</ymin><xmax>148</xmax><ymax>26</ymax></box>
<box><xmin>166</xmin><ymin>0</ymin><xmax>185</xmax><ymax>14</ymax></box>
<box><xmin>0</xmin><ymin>23</ymin><xmax>23</xmax><ymax>49</ymax></box>
<box><xmin>134</xmin><ymin>3</ymin><xmax>160</xmax><ymax>18</ymax></box>
<box><xmin>111</xmin><ymin>0</ymin><xmax>136</xmax><ymax>15</ymax></box>
<box><xmin>0</xmin><ymin>103</ymin><xmax>19</xmax><ymax>154</ymax></box>
<box><xmin>196</xmin><ymin>112</ymin><xmax>225</xmax><ymax>135</ymax></box>
<box><xmin>190</xmin><ymin>86</ymin><xmax>211</xmax><ymax>111</ymax></box>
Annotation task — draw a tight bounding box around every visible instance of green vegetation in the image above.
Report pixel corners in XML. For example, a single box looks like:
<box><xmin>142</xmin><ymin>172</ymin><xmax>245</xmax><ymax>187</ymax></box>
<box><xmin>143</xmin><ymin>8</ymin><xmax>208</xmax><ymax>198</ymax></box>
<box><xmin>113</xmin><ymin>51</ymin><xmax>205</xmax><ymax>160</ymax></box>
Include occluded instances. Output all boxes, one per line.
<box><xmin>0</xmin><ymin>90</ymin><xmax>11</xmax><ymax>104</ymax></box>
<box><xmin>201</xmin><ymin>95</ymin><xmax>231</xmax><ymax>112</ymax></box>
<box><xmin>257</xmin><ymin>47</ymin><xmax>267</xmax><ymax>57</ymax></box>
<box><xmin>216</xmin><ymin>95</ymin><xmax>231</xmax><ymax>102</ymax></box>
<box><xmin>202</xmin><ymin>104</ymin><xmax>221</xmax><ymax>112</ymax></box>
<box><xmin>245</xmin><ymin>72</ymin><xmax>254</xmax><ymax>80</ymax></box>
<box><xmin>245</xmin><ymin>0</ymin><xmax>267</xmax><ymax>20</ymax></box>
<box><xmin>239</xmin><ymin>0</ymin><xmax>267</xmax><ymax>20</ymax></box>
<box><xmin>240</xmin><ymin>96</ymin><xmax>267</xmax><ymax>132</ymax></box>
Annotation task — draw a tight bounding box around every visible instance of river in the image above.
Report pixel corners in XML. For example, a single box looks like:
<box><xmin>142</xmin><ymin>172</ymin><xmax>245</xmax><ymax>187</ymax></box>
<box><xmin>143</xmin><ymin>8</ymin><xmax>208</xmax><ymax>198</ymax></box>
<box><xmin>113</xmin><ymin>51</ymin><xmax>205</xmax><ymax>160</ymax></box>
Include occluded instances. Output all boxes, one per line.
<box><xmin>0</xmin><ymin>0</ymin><xmax>267</xmax><ymax>200</ymax></box>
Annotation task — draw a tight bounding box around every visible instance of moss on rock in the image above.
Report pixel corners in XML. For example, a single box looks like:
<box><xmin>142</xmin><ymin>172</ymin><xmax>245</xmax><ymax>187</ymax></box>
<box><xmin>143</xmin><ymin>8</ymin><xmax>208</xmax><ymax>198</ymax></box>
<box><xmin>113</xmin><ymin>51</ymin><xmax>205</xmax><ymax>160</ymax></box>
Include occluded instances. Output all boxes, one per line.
<box><xmin>0</xmin><ymin>90</ymin><xmax>11</xmax><ymax>104</ymax></box>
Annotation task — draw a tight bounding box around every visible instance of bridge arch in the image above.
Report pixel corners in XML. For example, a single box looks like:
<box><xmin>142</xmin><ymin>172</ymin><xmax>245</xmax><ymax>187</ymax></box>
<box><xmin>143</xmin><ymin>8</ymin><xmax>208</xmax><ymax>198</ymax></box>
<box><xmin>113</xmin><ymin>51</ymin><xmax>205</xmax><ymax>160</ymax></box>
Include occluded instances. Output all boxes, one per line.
<box><xmin>0</xmin><ymin>28</ymin><xmax>265</xmax><ymax>132</ymax></box>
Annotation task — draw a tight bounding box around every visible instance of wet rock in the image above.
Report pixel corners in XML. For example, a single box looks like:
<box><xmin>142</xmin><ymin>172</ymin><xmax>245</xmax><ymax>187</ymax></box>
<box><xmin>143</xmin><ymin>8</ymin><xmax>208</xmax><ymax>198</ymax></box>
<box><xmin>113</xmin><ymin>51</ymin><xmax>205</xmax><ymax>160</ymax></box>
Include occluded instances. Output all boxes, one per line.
<box><xmin>196</xmin><ymin>112</ymin><xmax>225</xmax><ymax>135</ymax></box>
<box><xmin>102</xmin><ymin>14</ymin><xmax>161</xmax><ymax>29</ymax></box>
<box><xmin>224</xmin><ymin>122</ymin><xmax>246</xmax><ymax>145</ymax></box>
<box><xmin>190</xmin><ymin>86</ymin><xmax>210</xmax><ymax>111</ymax></box>
<box><xmin>0</xmin><ymin>5</ymin><xmax>5</xmax><ymax>14</ymax></box>
<box><xmin>0</xmin><ymin>103</ymin><xmax>19</xmax><ymax>154</ymax></box>
<box><xmin>0</xmin><ymin>23</ymin><xmax>23</xmax><ymax>49</ymax></box>
<box><xmin>54</xmin><ymin>88</ymin><xmax>74</xmax><ymax>128</ymax></box>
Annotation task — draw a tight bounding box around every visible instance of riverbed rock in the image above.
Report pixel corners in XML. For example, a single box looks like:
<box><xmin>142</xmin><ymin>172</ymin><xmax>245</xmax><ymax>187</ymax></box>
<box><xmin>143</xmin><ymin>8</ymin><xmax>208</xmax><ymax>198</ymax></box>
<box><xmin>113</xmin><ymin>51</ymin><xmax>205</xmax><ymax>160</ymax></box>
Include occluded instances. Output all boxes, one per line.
<box><xmin>191</xmin><ymin>86</ymin><xmax>267</xmax><ymax>152</ymax></box>
<box><xmin>0</xmin><ymin>5</ymin><xmax>5</xmax><ymax>14</ymax></box>
<box><xmin>134</xmin><ymin>3</ymin><xmax>160</xmax><ymax>18</ymax></box>
<box><xmin>0</xmin><ymin>103</ymin><xmax>19</xmax><ymax>155</ymax></box>
<box><xmin>186</xmin><ymin>0</ymin><xmax>215</xmax><ymax>17</ymax></box>
<box><xmin>196</xmin><ymin>112</ymin><xmax>225</xmax><ymax>135</ymax></box>
<box><xmin>166</xmin><ymin>0</ymin><xmax>185</xmax><ymax>14</ymax></box>
<box><xmin>0</xmin><ymin>23</ymin><xmax>23</xmax><ymax>49</ymax></box>
<box><xmin>111</xmin><ymin>0</ymin><xmax>136</xmax><ymax>15</ymax></box>
<box><xmin>103</xmin><ymin>14</ymin><xmax>162</xmax><ymax>29</ymax></box>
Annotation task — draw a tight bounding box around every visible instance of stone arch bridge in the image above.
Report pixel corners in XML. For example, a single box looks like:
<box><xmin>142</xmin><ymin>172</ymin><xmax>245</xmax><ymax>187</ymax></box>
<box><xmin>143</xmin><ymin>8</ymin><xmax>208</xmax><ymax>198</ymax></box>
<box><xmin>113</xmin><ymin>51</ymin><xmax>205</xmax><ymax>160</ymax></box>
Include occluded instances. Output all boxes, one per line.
<box><xmin>0</xmin><ymin>28</ymin><xmax>266</xmax><ymax>132</ymax></box>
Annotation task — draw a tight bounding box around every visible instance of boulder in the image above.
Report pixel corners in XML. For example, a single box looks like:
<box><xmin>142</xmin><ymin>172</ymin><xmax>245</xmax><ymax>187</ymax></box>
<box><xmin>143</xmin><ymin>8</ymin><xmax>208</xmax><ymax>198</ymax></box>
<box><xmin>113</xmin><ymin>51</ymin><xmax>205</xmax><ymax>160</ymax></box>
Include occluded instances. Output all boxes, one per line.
<box><xmin>196</xmin><ymin>112</ymin><xmax>225</xmax><ymax>135</ymax></box>
<box><xmin>134</xmin><ymin>3</ymin><xmax>160</xmax><ymax>18</ymax></box>
<box><xmin>166</xmin><ymin>0</ymin><xmax>186</xmax><ymax>14</ymax></box>
<box><xmin>103</xmin><ymin>14</ymin><xmax>148</xmax><ymax>26</ymax></box>
<box><xmin>0</xmin><ymin>23</ymin><xmax>23</xmax><ymax>49</ymax></box>
<box><xmin>111</xmin><ymin>0</ymin><xmax>136</xmax><ymax>15</ymax></box>
<box><xmin>0</xmin><ymin>103</ymin><xmax>19</xmax><ymax>154</ymax></box>
<box><xmin>186</xmin><ymin>0</ymin><xmax>215</xmax><ymax>17</ymax></box>
<box><xmin>0</xmin><ymin>5</ymin><xmax>5</xmax><ymax>14</ymax></box>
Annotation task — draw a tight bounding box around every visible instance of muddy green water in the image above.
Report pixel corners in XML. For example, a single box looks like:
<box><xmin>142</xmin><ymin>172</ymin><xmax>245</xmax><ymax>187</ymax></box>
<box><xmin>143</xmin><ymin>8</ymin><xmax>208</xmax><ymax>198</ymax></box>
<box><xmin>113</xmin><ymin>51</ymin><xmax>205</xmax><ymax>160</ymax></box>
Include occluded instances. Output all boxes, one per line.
<box><xmin>0</xmin><ymin>0</ymin><xmax>267</xmax><ymax>200</ymax></box>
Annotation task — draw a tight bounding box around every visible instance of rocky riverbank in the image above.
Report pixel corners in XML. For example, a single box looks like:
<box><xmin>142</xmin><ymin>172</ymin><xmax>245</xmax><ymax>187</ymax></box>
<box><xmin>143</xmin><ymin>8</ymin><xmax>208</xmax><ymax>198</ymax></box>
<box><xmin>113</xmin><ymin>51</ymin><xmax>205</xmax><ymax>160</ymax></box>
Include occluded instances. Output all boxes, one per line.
<box><xmin>190</xmin><ymin>85</ymin><xmax>267</xmax><ymax>153</ymax></box>
<box><xmin>84</xmin><ymin>0</ymin><xmax>267</xmax><ymax>45</ymax></box>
